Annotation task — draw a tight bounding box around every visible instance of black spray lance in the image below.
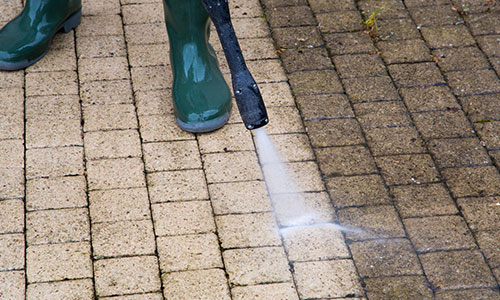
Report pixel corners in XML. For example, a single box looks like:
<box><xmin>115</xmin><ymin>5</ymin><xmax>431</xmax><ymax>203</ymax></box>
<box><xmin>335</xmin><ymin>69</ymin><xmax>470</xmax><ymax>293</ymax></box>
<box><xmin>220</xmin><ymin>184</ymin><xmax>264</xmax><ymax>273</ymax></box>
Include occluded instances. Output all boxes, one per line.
<box><xmin>201</xmin><ymin>0</ymin><xmax>269</xmax><ymax>130</ymax></box>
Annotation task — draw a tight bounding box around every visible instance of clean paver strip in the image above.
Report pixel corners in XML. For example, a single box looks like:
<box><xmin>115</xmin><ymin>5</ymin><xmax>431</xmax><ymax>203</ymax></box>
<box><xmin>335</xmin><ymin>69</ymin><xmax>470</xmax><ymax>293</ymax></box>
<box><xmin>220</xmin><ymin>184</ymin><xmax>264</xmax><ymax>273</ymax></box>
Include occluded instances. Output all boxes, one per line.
<box><xmin>1</xmin><ymin>0</ymin><xmax>500</xmax><ymax>299</ymax></box>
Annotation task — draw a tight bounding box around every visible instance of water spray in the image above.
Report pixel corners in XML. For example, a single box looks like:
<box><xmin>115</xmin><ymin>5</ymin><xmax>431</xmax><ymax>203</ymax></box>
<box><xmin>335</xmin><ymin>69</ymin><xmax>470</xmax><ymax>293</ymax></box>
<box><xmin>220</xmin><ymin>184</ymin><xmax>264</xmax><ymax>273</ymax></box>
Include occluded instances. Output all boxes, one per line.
<box><xmin>202</xmin><ymin>0</ymin><xmax>269</xmax><ymax>130</ymax></box>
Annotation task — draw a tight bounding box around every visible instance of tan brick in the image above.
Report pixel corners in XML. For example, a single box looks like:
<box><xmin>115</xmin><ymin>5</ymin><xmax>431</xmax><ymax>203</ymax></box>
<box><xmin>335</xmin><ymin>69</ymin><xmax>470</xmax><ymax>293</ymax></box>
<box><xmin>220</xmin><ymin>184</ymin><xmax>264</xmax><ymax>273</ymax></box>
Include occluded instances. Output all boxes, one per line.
<box><xmin>203</xmin><ymin>151</ymin><xmax>262</xmax><ymax>183</ymax></box>
<box><xmin>128</xmin><ymin>43</ymin><xmax>169</xmax><ymax>67</ymax></box>
<box><xmin>162</xmin><ymin>269</ymin><xmax>231</xmax><ymax>300</ymax></box>
<box><xmin>229</xmin><ymin>0</ymin><xmax>264</xmax><ymax>17</ymax></box>
<box><xmin>0</xmin><ymin>271</ymin><xmax>25</xmax><ymax>300</ymax></box>
<box><xmin>209</xmin><ymin>181</ymin><xmax>272</xmax><ymax>215</ymax></box>
<box><xmin>124</xmin><ymin>23</ymin><xmax>169</xmax><ymax>45</ymax></box>
<box><xmin>217</xmin><ymin>213</ymin><xmax>281</xmax><ymax>249</ymax></box>
<box><xmin>264</xmin><ymin>106</ymin><xmax>305</xmax><ymax>134</ymax></box>
<box><xmin>26</xmin><ymin>95</ymin><xmax>81</xmax><ymax>120</ymax></box>
<box><xmin>89</xmin><ymin>188</ymin><xmax>151</xmax><ymax>223</ymax></box>
<box><xmin>0</xmin><ymin>234</ymin><xmax>24</xmax><ymax>271</ymax></box>
<box><xmin>198</xmin><ymin>123</ymin><xmax>255</xmax><ymax>153</ymax></box>
<box><xmin>148</xmin><ymin>169</ymin><xmax>209</xmax><ymax>203</ymax></box>
<box><xmin>26</xmin><ymin>242</ymin><xmax>92</xmax><ymax>282</ymax></box>
<box><xmin>94</xmin><ymin>256</ymin><xmax>161</xmax><ymax>296</ymax></box>
<box><xmin>92</xmin><ymin>220</ymin><xmax>156</xmax><ymax>257</ymax></box>
<box><xmin>139</xmin><ymin>114</ymin><xmax>194</xmax><ymax>142</ymax></box>
<box><xmin>82</xmin><ymin>0</ymin><xmax>120</xmax><ymax>15</ymax></box>
<box><xmin>0</xmin><ymin>70</ymin><xmax>24</xmax><ymax>89</ymax></box>
<box><xmin>152</xmin><ymin>201</ymin><xmax>215</xmax><ymax>236</ymax></box>
<box><xmin>258</xmin><ymin>81</ymin><xmax>295</xmax><ymax>107</ymax></box>
<box><xmin>282</xmin><ymin>224</ymin><xmax>349</xmax><ymax>261</ymax></box>
<box><xmin>80</xmin><ymin>80</ymin><xmax>134</xmax><ymax>106</ymax></box>
<box><xmin>130</xmin><ymin>65</ymin><xmax>172</xmax><ymax>91</ymax></box>
<box><xmin>83</xmin><ymin>104</ymin><xmax>138</xmax><ymax>132</ymax></box>
<box><xmin>0</xmin><ymin>114</ymin><xmax>24</xmax><ymax>140</ymax></box>
<box><xmin>27</xmin><ymin>279</ymin><xmax>94</xmax><ymax>300</ymax></box>
<box><xmin>272</xmin><ymin>192</ymin><xmax>336</xmax><ymax>227</ymax></box>
<box><xmin>25</xmin><ymin>71</ymin><xmax>78</xmax><ymax>96</ymax></box>
<box><xmin>26</xmin><ymin>146</ymin><xmax>84</xmax><ymax>179</ymax></box>
<box><xmin>100</xmin><ymin>294</ymin><xmax>163</xmax><ymax>300</ymax></box>
<box><xmin>84</xmin><ymin>130</ymin><xmax>142</xmax><ymax>159</ymax></box>
<box><xmin>233</xmin><ymin>17</ymin><xmax>270</xmax><ymax>38</ymax></box>
<box><xmin>263</xmin><ymin>161</ymin><xmax>324</xmax><ymax>194</ymax></box>
<box><xmin>0</xmin><ymin>165</ymin><xmax>24</xmax><ymax>199</ymax></box>
<box><xmin>143</xmin><ymin>141</ymin><xmax>201</xmax><ymax>172</ymax></box>
<box><xmin>26</xmin><ymin>118</ymin><xmax>82</xmax><ymax>149</ymax></box>
<box><xmin>26</xmin><ymin>208</ymin><xmax>89</xmax><ymax>245</ymax></box>
<box><xmin>231</xmin><ymin>282</ymin><xmax>299</xmax><ymax>300</ymax></box>
<box><xmin>294</xmin><ymin>260</ymin><xmax>362</xmax><ymax>299</ymax></box>
<box><xmin>0</xmin><ymin>199</ymin><xmax>24</xmax><ymax>233</ymax></box>
<box><xmin>26</xmin><ymin>47</ymin><xmax>76</xmax><ymax>73</ymax></box>
<box><xmin>78</xmin><ymin>57</ymin><xmax>130</xmax><ymax>82</ymax></box>
<box><xmin>122</xmin><ymin>3</ymin><xmax>164</xmax><ymax>24</ymax></box>
<box><xmin>26</xmin><ymin>176</ymin><xmax>86</xmax><ymax>211</ymax></box>
<box><xmin>135</xmin><ymin>89</ymin><xmax>173</xmax><ymax>116</ymax></box>
<box><xmin>76</xmin><ymin>15</ymin><xmax>123</xmax><ymax>37</ymax></box>
<box><xmin>0</xmin><ymin>139</ymin><xmax>24</xmax><ymax>168</ymax></box>
<box><xmin>77</xmin><ymin>35</ymin><xmax>126</xmax><ymax>59</ymax></box>
<box><xmin>87</xmin><ymin>158</ymin><xmax>146</xmax><ymax>190</ymax></box>
<box><xmin>259</xmin><ymin>133</ymin><xmax>315</xmax><ymax>162</ymax></box>
<box><xmin>223</xmin><ymin>247</ymin><xmax>291</xmax><ymax>285</ymax></box>
<box><xmin>0</xmin><ymin>88</ymin><xmax>24</xmax><ymax>116</ymax></box>
<box><xmin>157</xmin><ymin>233</ymin><xmax>222</xmax><ymax>272</ymax></box>
<box><xmin>239</xmin><ymin>37</ymin><xmax>276</xmax><ymax>60</ymax></box>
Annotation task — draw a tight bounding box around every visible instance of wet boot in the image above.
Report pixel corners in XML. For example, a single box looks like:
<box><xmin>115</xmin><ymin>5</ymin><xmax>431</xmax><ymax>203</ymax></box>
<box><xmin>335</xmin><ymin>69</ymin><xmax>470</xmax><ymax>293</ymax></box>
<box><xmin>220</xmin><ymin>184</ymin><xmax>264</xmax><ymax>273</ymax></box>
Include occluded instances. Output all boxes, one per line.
<box><xmin>162</xmin><ymin>0</ymin><xmax>232</xmax><ymax>133</ymax></box>
<box><xmin>0</xmin><ymin>0</ymin><xmax>82</xmax><ymax>71</ymax></box>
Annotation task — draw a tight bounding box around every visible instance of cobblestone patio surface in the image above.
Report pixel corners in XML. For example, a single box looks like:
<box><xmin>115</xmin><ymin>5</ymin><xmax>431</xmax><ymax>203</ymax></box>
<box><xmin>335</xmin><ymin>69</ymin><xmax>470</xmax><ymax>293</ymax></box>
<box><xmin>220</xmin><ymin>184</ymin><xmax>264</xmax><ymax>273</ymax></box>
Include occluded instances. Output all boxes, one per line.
<box><xmin>1</xmin><ymin>0</ymin><xmax>500</xmax><ymax>299</ymax></box>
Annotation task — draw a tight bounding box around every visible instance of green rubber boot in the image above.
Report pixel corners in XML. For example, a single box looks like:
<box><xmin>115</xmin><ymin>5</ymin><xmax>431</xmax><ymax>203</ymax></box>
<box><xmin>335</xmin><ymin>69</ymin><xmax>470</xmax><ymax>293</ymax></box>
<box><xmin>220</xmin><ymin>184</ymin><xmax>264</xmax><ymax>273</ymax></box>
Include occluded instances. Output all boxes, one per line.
<box><xmin>0</xmin><ymin>0</ymin><xmax>81</xmax><ymax>71</ymax></box>
<box><xmin>163</xmin><ymin>0</ymin><xmax>232</xmax><ymax>133</ymax></box>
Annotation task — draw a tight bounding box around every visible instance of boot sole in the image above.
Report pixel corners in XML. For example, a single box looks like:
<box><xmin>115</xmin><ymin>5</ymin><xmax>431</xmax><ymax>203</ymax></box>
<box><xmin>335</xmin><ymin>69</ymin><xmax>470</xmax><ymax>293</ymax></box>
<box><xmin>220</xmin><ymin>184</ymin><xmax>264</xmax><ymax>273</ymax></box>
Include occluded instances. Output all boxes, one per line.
<box><xmin>176</xmin><ymin>110</ymin><xmax>231</xmax><ymax>133</ymax></box>
<box><xmin>0</xmin><ymin>9</ymin><xmax>81</xmax><ymax>71</ymax></box>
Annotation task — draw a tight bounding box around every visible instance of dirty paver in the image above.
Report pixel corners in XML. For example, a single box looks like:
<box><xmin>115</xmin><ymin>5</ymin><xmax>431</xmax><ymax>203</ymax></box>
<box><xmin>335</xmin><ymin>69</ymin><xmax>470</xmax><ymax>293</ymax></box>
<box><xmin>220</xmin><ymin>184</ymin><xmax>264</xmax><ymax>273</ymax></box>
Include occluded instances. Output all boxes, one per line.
<box><xmin>1</xmin><ymin>0</ymin><xmax>500</xmax><ymax>299</ymax></box>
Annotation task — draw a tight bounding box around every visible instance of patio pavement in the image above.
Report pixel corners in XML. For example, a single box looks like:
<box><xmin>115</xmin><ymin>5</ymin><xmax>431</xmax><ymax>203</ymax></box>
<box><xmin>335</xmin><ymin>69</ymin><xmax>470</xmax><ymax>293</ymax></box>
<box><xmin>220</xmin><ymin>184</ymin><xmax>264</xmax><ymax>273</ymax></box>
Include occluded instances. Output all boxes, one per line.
<box><xmin>1</xmin><ymin>0</ymin><xmax>500</xmax><ymax>299</ymax></box>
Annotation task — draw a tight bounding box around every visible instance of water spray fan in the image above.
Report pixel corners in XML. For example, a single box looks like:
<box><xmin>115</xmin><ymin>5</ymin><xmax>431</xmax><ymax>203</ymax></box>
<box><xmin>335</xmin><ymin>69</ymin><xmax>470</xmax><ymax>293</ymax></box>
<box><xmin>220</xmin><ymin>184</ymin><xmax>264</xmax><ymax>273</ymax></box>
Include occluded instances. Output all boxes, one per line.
<box><xmin>202</xmin><ymin>0</ymin><xmax>269</xmax><ymax>130</ymax></box>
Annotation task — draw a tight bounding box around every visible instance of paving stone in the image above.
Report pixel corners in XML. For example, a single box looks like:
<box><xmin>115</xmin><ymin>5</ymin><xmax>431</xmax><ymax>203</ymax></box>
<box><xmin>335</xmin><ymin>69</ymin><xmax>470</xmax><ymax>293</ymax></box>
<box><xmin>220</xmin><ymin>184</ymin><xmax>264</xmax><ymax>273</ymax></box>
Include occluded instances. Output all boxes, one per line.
<box><xmin>458</xmin><ymin>196</ymin><xmax>500</xmax><ymax>231</ymax></box>
<box><xmin>364</xmin><ymin>275</ymin><xmax>433</xmax><ymax>300</ymax></box>
<box><xmin>447</xmin><ymin>69</ymin><xmax>500</xmax><ymax>96</ymax></box>
<box><xmin>325</xmin><ymin>31</ymin><xmax>377</xmax><ymax>55</ymax></box>
<box><xmin>354</xmin><ymin>101</ymin><xmax>412</xmax><ymax>128</ymax></box>
<box><xmin>460</xmin><ymin>94</ymin><xmax>500</xmax><ymax>122</ymax></box>
<box><xmin>139</xmin><ymin>114</ymin><xmax>194</xmax><ymax>142</ymax></box>
<box><xmin>25</xmin><ymin>71</ymin><xmax>78</xmax><ymax>96</ymax></box>
<box><xmin>148</xmin><ymin>169</ymin><xmax>208</xmax><ymax>203</ymax></box>
<box><xmin>26</xmin><ymin>208</ymin><xmax>90</xmax><ymax>245</ymax></box>
<box><xmin>420</xmin><ymin>250</ymin><xmax>496</xmax><ymax>290</ymax></box>
<box><xmin>26</xmin><ymin>242</ymin><xmax>92</xmax><ymax>282</ymax></box>
<box><xmin>400</xmin><ymin>85</ymin><xmax>460</xmax><ymax>112</ymax></box>
<box><xmin>412</xmin><ymin>110</ymin><xmax>474</xmax><ymax>139</ymax></box>
<box><xmin>0</xmin><ymin>88</ymin><xmax>23</xmax><ymax>117</ymax></box>
<box><xmin>0</xmin><ymin>271</ymin><xmax>25</xmax><ymax>300</ymax></box>
<box><xmin>135</xmin><ymin>89</ymin><xmax>173</xmax><ymax>116</ymax></box>
<box><xmin>376</xmin><ymin>18</ymin><xmax>420</xmax><ymax>40</ymax></box>
<box><xmin>94</xmin><ymin>256</ymin><xmax>161</xmax><ymax>296</ymax></box>
<box><xmin>405</xmin><ymin>216</ymin><xmax>476</xmax><ymax>252</ymax></box>
<box><xmin>26</xmin><ymin>146</ymin><xmax>84</xmax><ymax>179</ymax></box>
<box><xmin>272</xmin><ymin>191</ymin><xmax>336</xmax><ymax>226</ymax></box>
<box><xmin>443</xmin><ymin>167</ymin><xmax>500</xmax><ymax>198</ymax></box>
<box><xmin>429</xmin><ymin>137</ymin><xmax>490</xmax><ymax>168</ymax></box>
<box><xmin>0</xmin><ymin>166</ymin><xmax>24</xmax><ymax>200</ymax></box>
<box><xmin>87</xmin><ymin>157</ymin><xmax>145</xmax><ymax>190</ymax></box>
<box><xmin>435</xmin><ymin>288</ymin><xmax>500</xmax><ymax>300</ymax></box>
<box><xmin>288</xmin><ymin>69</ymin><xmax>343</xmax><ymax>95</ymax></box>
<box><xmin>0</xmin><ymin>234</ymin><xmax>24</xmax><ymax>271</ymax></box>
<box><xmin>203</xmin><ymin>151</ymin><xmax>262</xmax><ymax>183</ymax></box>
<box><xmin>130</xmin><ymin>65</ymin><xmax>172</xmax><ymax>91</ymax></box>
<box><xmin>294</xmin><ymin>259</ymin><xmax>362</xmax><ymax>298</ymax></box>
<box><xmin>223</xmin><ymin>247</ymin><xmax>291</xmax><ymax>285</ymax></box>
<box><xmin>260</xmin><ymin>0</ymin><xmax>307</xmax><ymax>7</ymax></box>
<box><xmin>343</xmin><ymin>76</ymin><xmax>400</xmax><ymax>102</ymax></box>
<box><xmin>337</xmin><ymin>206</ymin><xmax>405</xmax><ymax>240</ymax></box>
<box><xmin>259</xmin><ymin>81</ymin><xmax>295</xmax><ymax>107</ymax></box>
<box><xmin>266</xmin><ymin>5</ymin><xmax>315</xmax><ymax>28</ymax></box>
<box><xmin>377</xmin><ymin>39</ymin><xmax>431</xmax><ymax>64</ymax></box>
<box><xmin>262</xmin><ymin>133</ymin><xmax>315</xmax><ymax>162</ymax></box>
<box><xmin>124</xmin><ymin>23</ymin><xmax>168</xmax><ymax>45</ymax></box>
<box><xmin>26</xmin><ymin>47</ymin><xmax>76</xmax><ymax>73</ymax></box>
<box><xmin>0</xmin><ymin>114</ymin><xmax>24</xmax><ymax>140</ymax></box>
<box><xmin>217</xmin><ymin>213</ymin><xmax>281</xmax><ymax>248</ymax></box>
<box><xmin>432</xmin><ymin>47</ymin><xmax>490</xmax><ymax>71</ymax></box>
<box><xmin>26</xmin><ymin>118</ymin><xmax>82</xmax><ymax>149</ymax></box>
<box><xmin>143</xmin><ymin>140</ymin><xmax>201</xmax><ymax>172</ymax></box>
<box><xmin>391</xmin><ymin>183</ymin><xmax>458</xmax><ymax>218</ymax></box>
<box><xmin>83</xmin><ymin>104</ymin><xmax>138</xmax><ymax>132</ymax></box>
<box><xmin>280</xmin><ymin>48</ymin><xmax>331</xmax><ymax>73</ymax></box>
<box><xmin>80</xmin><ymin>80</ymin><xmax>134</xmax><ymax>106</ymax></box>
<box><xmin>376</xmin><ymin>154</ymin><xmax>440</xmax><ymax>185</ymax></box>
<box><xmin>26</xmin><ymin>95</ymin><xmax>80</xmax><ymax>120</ymax></box>
<box><xmin>84</xmin><ymin>130</ymin><xmax>142</xmax><ymax>160</ymax></box>
<box><xmin>308</xmin><ymin>0</ymin><xmax>356</xmax><ymax>12</ymax></box>
<box><xmin>247</xmin><ymin>59</ymin><xmax>287</xmax><ymax>83</ymax></box>
<box><xmin>232</xmin><ymin>282</ymin><xmax>299</xmax><ymax>300</ymax></box>
<box><xmin>82</xmin><ymin>0</ymin><xmax>120</xmax><ymax>15</ymax></box>
<box><xmin>409</xmin><ymin>5</ymin><xmax>461</xmax><ymax>26</ymax></box>
<box><xmin>350</xmin><ymin>238</ymin><xmax>422</xmax><ymax>277</ymax></box>
<box><xmin>263</xmin><ymin>161</ymin><xmax>324</xmax><ymax>193</ymax></box>
<box><xmin>209</xmin><ymin>181</ymin><xmax>271</xmax><ymax>215</ymax></box>
<box><xmin>0</xmin><ymin>70</ymin><xmax>24</xmax><ymax>89</ymax></box>
<box><xmin>229</xmin><ymin>0</ymin><xmax>264</xmax><ymax>17</ymax></box>
<box><xmin>77</xmin><ymin>35</ymin><xmax>126</xmax><ymax>60</ymax></box>
<box><xmin>365</xmin><ymin>126</ymin><xmax>425</xmax><ymax>156</ymax></box>
<box><xmin>122</xmin><ymin>3</ymin><xmax>164</xmax><ymax>25</ymax></box>
<box><xmin>76</xmin><ymin>15</ymin><xmax>123</xmax><ymax>37</ymax></box>
<box><xmin>474</xmin><ymin>121</ymin><xmax>500</xmax><ymax>149</ymax></box>
<box><xmin>282</xmin><ymin>224</ymin><xmax>349</xmax><ymax>261</ymax></box>
<box><xmin>157</xmin><ymin>233</ymin><xmax>222</xmax><ymax>272</ymax></box>
<box><xmin>388</xmin><ymin>62</ymin><xmax>445</xmax><ymax>87</ymax></box>
<box><xmin>465</xmin><ymin>12</ymin><xmax>500</xmax><ymax>35</ymax></box>
<box><xmin>476</xmin><ymin>230</ymin><xmax>500</xmax><ymax>268</ymax></box>
<box><xmin>89</xmin><ymin>188</ymin><xmax>150</xmax><ymax>223</ymax></box>
<box><xmin>128</xmin><ymin>43</ymin><xmax>169</xmax><ymax>67</ymax></box>
<box><xmin>272</xmin><ymin>26</ymin><xmax>324</xmax><ymax>49</ymax></box>
<box><xmin>162</xmin><ymin>269</ymin><xmax>231</xmax><ymax>300</ymax></box>
<box><xmin>316</xmin><ymin>145</ymin><xmax>377</xmax><ymax>176</ymax></box>
<box><xmin>305</xmin><ymin>119</ymin><xmax>364</xmax><ymax>147</ymax></box>
<box><xmin>421</xmin><ymin>25</ymin><xmax>475</xmax><ymax>48</ymax></box>
<box><xmin>152</xmin><ymin>201</ymin><xmax>215</xmax><ymax>236</ymax></box>
<box><xmin>334</xmin><ymin>54</ymin><xmax>387</xmax><ymax>78</ymax></box>
<box><xmin>326</xmin><ymin>174</ymin><xmax>391</xmax><ymax>207</ymax></box>
<box><xmin>359</xmin><ymin>0</ymin><xmax>409</xmax><ymax>19</ymax></box>
<box><xmin>265</xmin><ymin>106</ymin><xmax>305</xmax><ymax>134</ymax></box>
<box><xmin>232</xmin><ymin>17</ymin><xmax>270</xmax><ymax>39</ymax></box>
<box><xmin>198</xmin><ymin>123</ymin><xmax>254</xmax><ymax>153</ymax></box>
<box><xmin>316</xmin><ymin>11</ymin><xmax>363</xmax><ymax>32</ymax></box>
<box><xmin>476</xmin><ymin>34</ymin><xmax>500</xmax><ymax>57</ymax></box>
<box><xmin>26</xmin><ymin>279</ymin><xmax>94</xmax><ymax>300</ymax></box>
<box><xmin>100</xmin><ymin>294</ymin><xmax>163</xmax><ymax>300</ymax></box>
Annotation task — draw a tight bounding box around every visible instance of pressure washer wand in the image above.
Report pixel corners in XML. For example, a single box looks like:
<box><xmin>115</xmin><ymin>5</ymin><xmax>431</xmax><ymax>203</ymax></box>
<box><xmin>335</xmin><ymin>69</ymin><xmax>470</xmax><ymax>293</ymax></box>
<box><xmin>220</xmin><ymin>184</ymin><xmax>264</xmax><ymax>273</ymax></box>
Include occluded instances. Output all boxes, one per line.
<box><xmin>201</xmin><ymin>0</ymin><xmax>269</xmax><ymax>130</ymax></box>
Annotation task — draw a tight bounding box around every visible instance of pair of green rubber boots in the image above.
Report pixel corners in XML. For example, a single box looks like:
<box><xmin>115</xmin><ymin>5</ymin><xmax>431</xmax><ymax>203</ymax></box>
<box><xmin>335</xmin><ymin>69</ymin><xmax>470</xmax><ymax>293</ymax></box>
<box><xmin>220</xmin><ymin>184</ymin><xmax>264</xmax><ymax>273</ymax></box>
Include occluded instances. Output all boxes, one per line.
<box><xmin>0</xmin><ymin>0</ymin><xmax>232</xmax><ymax>133</ymax></box>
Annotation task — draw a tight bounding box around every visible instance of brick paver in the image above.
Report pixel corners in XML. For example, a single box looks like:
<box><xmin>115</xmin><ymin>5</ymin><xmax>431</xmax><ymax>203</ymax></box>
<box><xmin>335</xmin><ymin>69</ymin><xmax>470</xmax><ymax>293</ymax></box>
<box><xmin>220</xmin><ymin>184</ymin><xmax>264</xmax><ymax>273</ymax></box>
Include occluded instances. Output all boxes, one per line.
<box><xmin>1</xmin><ymin>0</ymin><xmax>500</xmax><ymax>299</ymax></box>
